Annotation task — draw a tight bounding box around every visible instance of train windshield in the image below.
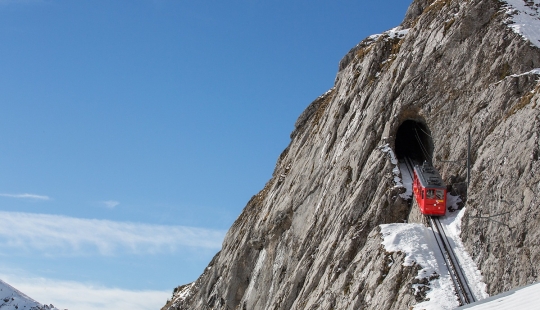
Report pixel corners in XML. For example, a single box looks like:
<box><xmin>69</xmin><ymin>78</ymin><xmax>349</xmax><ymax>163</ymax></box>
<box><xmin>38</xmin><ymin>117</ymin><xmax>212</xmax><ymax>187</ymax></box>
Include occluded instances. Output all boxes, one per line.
<box><xmin>426</xmin><ymin>189</ymin><xmax>435</xmax><ymax>199</ymax></box>
<box><xmin>436</xmin><ymin>189</ymin><xmax>444</xmax><ymax>200</ymax></box>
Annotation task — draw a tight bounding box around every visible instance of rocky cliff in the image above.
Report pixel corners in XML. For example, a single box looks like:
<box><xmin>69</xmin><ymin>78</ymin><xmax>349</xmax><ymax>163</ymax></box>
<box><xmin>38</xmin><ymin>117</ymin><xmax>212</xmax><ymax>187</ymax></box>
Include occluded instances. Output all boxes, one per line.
<box><xmin>163</xmin><ymin>0</ymin><xmax>540</xmax><ymax>308</ymax></box>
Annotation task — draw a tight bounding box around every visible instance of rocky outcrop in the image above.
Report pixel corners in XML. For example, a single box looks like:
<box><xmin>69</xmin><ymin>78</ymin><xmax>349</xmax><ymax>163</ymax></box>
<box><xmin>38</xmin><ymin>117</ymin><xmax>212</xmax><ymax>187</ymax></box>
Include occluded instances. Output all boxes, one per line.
<box><xmin>163</xmin><ymin>0</ymin><xmax>540</xmax><ymax>308</ymax></box>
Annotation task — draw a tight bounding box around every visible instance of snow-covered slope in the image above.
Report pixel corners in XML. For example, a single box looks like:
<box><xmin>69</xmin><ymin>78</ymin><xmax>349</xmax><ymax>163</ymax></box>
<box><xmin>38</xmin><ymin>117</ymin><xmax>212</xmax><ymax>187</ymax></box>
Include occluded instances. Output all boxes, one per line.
<box><xmin>503</xmin><ymin>0</ymin><xmax>540</xmax><ymax>48</ymax></box>
<box><xmin>0</xmin><ymin>279</ymin><xmax>60</xmax><ymax>310</ymax></box>
<box><xmin>380</xmin><ymin>209</ymin><xmax>489</xmax><ymax>310</ymax></box>
<box><xmin>461</xmin><ymin>282</ymin><xmax>540</xmax><ymax>310</ymax></box>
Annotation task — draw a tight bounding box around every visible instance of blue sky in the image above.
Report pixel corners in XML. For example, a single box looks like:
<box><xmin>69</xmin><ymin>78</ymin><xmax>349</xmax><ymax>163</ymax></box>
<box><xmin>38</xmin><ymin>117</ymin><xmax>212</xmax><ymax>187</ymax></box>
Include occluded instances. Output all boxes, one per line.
<box><xmin>0</xmin><ymin>1</ymin><xmax>410</xmax><ymax>309</ymax></box>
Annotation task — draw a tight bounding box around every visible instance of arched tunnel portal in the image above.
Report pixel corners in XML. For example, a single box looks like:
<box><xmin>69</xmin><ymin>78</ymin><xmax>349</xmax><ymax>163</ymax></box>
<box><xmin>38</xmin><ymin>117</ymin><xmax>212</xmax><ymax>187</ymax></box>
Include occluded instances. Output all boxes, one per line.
<box><xmin>395</xmin><ymin>120</ymin><xmax>434</xmax><ymax>164</ymax></box>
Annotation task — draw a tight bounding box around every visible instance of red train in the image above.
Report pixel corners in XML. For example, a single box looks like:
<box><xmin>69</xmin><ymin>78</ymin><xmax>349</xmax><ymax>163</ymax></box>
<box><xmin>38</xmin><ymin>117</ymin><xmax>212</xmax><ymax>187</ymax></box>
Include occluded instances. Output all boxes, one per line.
<box><xmin>413</xmin><ymin>161</ymin><xmax>447</xmax><ymax>216</ymax></box>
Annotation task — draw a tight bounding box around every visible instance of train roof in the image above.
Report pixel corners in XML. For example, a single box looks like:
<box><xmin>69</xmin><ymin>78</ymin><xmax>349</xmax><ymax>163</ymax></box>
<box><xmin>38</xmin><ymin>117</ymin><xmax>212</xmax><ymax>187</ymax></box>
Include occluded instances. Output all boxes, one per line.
<box><xmin>413</xmin><ymin>161</ymin><xmax>446</xmax><ymax>189</ymax></box>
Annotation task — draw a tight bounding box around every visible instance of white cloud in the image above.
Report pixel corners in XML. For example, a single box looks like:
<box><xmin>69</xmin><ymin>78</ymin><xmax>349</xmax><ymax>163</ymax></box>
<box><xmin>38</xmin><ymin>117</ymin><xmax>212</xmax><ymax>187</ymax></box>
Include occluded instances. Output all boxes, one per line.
<box><xmin>0</xmin><ymin>193</ymin><xmax>50</xmax><ymax>200</ymax></box>
<box><xmin>0</xmin><ymin>211</ymin><xmax>225</xmax><ymax>255</ymax></box>
<box><xmin>0</xmin><ymin>274</ymin><xmax>170</xmax><ymax>310</ymax></box>
<box><xmin>101</xmin><ymin>200</ymin><xmax>120</xmax><ymax>208</ymax></box>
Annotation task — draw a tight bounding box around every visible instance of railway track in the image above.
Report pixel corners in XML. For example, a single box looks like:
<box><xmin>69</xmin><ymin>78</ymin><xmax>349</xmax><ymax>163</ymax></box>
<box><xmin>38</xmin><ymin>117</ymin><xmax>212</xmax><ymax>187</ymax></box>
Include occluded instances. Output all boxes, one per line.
<box><xmin>428</xmin><ymin>216</ymin><xmax>476</xmax><ymax>305</ymax></box>
<box><xmin>400</xmin><ymin>157</ymin><xmax>476</xmax><ymax>306</ymax></box>
<box><xmin>402</xmin><ymin>157</ymin><xmax>416</xmax><ymax>184</ymax></box>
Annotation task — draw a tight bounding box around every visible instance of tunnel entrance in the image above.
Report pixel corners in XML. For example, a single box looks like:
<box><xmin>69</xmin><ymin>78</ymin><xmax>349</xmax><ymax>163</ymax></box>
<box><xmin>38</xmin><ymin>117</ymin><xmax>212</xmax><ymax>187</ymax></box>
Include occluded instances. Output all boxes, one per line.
<box><xmin>395</xmin><ymin>120</ymin><xmax>434</xmax><ymax>163</ymax></box>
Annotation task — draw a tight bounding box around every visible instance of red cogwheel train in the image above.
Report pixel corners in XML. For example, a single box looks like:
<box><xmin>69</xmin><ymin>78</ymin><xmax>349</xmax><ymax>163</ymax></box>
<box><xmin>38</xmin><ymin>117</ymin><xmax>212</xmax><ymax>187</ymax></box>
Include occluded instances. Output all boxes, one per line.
<box><xmin>413</xmin><ymin>161</ymin><xmax>447</xmax><ymax>216</ymax></box>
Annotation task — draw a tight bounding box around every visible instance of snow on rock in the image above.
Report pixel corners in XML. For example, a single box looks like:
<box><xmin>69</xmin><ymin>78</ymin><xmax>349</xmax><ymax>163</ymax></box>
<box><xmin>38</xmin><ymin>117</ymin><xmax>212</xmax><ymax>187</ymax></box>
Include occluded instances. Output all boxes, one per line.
<box><xmin>368</xmin><ymin>27</ymin><xmax>410</xmax><ymax>42</ymax></box>
<box><xmin>502</xmin><ymin>0</ymin><xmax>540</xmax><ymax>48</ymax></box>
<box><xmin>175</xmin><ymin>283</ymin><xmax>195</xmax><ymax>302</ymax></box>
<box><xmin>0</xmin><ymin>279</ymin><xmax>61</xmax><ymax>310</ymax></box>
<box><xmin>510</xmin><ymin>67</ymin><xmax>540</xmax><ymax>77</ymax></box>
<box><xmin>379</xmin><ymin>144</ymin><xmax>398</xmax><ymax>165</ymax></box>
<box><xmin>446</xmin><ymin>193</ymin><xmax>462</xmax><ymax>211</ymax></box>
<box><xmin>379</xmin><ymin>144</ymin><xmax>411</xmax><ymax>198</ymax></box>
<box><xmin>385</xmin><ymin>27</ymin><xmax>410</xmax><ymax>39</ymax></box>
<box><xmin>168</xmin><ymin>282</ymin><xmax>197</xmax><ymax>310</ymax></box>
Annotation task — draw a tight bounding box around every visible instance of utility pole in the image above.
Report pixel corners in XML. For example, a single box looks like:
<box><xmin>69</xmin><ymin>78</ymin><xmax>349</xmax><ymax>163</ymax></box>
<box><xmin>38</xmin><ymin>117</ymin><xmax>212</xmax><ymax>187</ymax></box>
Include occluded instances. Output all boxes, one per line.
<box><xmin>467</xmin><ymin>131</ymin><xmax>471</xmax><ymax>189</ymax></box>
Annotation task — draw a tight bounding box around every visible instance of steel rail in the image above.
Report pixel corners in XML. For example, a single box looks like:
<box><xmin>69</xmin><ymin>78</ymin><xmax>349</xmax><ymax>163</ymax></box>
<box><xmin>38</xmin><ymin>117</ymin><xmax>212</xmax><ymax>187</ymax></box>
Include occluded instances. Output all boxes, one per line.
<box><xmin>428</xmin><ymin>217</ymin><xmax>466</xmax><ymax>305</ymax></box>
<box><xmin>429</xmin><ymin>216</ymin><xmax>477</xmax><ymax>305</ymax></box>
<box><xmin>402</xmin><ymin>157</ymin><xmax>415</xmax><ymax>182</ymax></box>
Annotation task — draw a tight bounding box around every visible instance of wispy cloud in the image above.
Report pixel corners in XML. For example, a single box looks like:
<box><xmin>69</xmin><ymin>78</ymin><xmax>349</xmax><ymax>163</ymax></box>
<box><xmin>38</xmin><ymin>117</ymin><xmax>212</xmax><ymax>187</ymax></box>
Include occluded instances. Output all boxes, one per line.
<box><xmin>0</xmin><ymin>193</ymin><xmax>50</xmax><ymax>200</ymax></box>
<box><xmin>0</xmin><ymin>274</ymin><xmax>170</xmax><ymax>310</ymax></box>
<box><xmin>101</xmin><ymin>200</ymin><xmax>120</xmax><ymax>208</ymax></box>
<box><xmin>0</xmin><ymin>0</ymin><xmax>45</xmax><ymax>5</ymax></box>
<box><xmin>0</xmin><ymin>211</ymin><xmax>225</xmax><ymax>255</ymax></box>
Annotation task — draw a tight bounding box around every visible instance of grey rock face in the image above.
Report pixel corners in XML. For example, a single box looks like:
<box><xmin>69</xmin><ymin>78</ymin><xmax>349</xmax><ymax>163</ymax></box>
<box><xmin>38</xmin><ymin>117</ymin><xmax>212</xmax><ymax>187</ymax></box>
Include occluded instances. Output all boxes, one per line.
<box><xmin>163</xmin><ymin>0</ymin><xmax>540</xmax><ymax>308</ymax></box>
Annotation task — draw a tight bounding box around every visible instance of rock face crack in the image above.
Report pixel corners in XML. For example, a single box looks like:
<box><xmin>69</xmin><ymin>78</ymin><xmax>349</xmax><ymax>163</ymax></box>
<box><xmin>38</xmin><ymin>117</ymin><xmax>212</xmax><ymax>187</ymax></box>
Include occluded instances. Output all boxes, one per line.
<box><xmin>163</xmin><ymin>0</ymin><xmax>540</xmax><ymax>309</ymax></box>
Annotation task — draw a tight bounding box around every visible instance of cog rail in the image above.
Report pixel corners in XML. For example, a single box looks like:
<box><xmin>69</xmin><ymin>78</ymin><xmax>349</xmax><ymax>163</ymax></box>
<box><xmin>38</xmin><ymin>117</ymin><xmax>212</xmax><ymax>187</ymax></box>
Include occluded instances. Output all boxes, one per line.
<box><xmin>429</xmin><ymin>216</ymin><xmax>476</xmax><ymax>305</ymax></box>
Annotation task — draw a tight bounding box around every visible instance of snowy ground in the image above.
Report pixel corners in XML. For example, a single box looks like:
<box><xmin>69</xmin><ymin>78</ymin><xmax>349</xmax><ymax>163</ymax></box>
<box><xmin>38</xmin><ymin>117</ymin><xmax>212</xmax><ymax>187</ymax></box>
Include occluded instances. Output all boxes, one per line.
<box><xmin>0</xmin><ymin>279</ymin><xmax>59</xmax><ymax>310</ymax></box>
<box><xmin>461</xmin><ymin>282</ymin><xmax>540</xmax><ymax>310</ymax></box>
<box><xmin>381</xmin><ymin>223</ymin><xmax>459</xmax><ymax>309</ymax></box>
<box><xmin>502</xmin><ymin>0</ymin><xmax>540</xmax><ymax>48</ymax></box>
<box><xmin>397</xmin><ymin>161</ymin><xmax>413</xmax><ymax>199</ymax></box>
<box><xmin>380</xmin><ymin>209</ymin><xmax>489</xmax><ymax>310</ymax></box>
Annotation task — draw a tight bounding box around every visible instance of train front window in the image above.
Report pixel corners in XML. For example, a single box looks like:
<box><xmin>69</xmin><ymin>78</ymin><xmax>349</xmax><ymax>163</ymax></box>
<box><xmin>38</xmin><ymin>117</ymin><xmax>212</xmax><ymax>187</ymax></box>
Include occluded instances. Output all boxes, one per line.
<box><xmin>426</xmin><ymin>189</ymin><xmax>435</xmax><ymax>199</ymax></box>
<box><xmin>436</xmin><ymin>189</ymin><xmax>444</xmax><ymax>200</ymax></box>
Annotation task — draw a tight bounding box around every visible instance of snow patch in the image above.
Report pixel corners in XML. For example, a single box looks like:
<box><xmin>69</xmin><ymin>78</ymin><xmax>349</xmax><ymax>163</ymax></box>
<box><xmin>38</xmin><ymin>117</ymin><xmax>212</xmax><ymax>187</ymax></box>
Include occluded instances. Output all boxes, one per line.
<box><xmin>175</xmin><ymin>283</ymin><xmax>195</xmax><ymax>302</ymax></box>
<box><xmin>380</xmin><ymin>223</ymin><xmax>459</xmax><ymax>309</ymax></box>
<box><xmin>510</xmin><ymin>67</ymin><xmax>540</xmax><ymax>77</ymax></box>
<box><xmin>316</xmin><ymin>87</ymin><xmax>335</xmax><ymax>100</ymax></box>
<box><xmin>502</xmin><ymin>0</ymin><xmax>540</xmax><ymax>48</ymax></box>
<box><xmin>368</xmin><ymin>27</ymin><xmax>410</xmax><ymax>42</ymax></box>
<box><xmin>386</xmin><ymin>27</ymin><xmax>410</xmax><ymax>39</ymax></box>
<box><xmin>379</xmin><ymin>144</ymin><xmax>398</xmax><ymax>165</ymax></box>
<box><xmin>446</xmin><ymin>192</ymin><xmax>462</xmax><ymax>210</ymax></box>
<box><xmin>379</xmin><ymin>144</ymin><xmax>412</xmax><ymax>199</ymax></box>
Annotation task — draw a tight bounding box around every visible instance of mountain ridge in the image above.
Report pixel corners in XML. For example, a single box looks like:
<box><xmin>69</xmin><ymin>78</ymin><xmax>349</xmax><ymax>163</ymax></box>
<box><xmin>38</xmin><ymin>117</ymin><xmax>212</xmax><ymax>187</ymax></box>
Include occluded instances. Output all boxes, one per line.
<box><xmin>0</xmin><ymin>279</ymin><xmax>60</xmax><ymax>310</ymax></box>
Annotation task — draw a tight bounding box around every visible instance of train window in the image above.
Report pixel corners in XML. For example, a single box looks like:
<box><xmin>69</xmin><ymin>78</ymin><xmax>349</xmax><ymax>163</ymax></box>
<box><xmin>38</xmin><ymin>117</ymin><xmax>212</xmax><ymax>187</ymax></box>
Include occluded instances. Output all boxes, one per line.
<box><xmin>426</xmin><ymin>189</ymin><xmax>435</xmax><ymax>199</ymax></box>
<box><xmin>421</xmin><ymin>190</ymin><xmax>424</xmax><ymax>199</ymax></box>
<box><xmin>436</xmin><ymin>190</ymin><xmax>444</xmax><ymax>200</ymax></box>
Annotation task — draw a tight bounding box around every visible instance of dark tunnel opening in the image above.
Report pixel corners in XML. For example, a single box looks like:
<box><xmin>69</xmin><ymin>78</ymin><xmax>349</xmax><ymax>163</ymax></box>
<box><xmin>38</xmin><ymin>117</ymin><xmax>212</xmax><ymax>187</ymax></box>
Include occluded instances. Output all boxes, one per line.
<box><xmin>395</xmin><ymin>120</ymin><xmax>434</xmax><ymax>163</ymax></box>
